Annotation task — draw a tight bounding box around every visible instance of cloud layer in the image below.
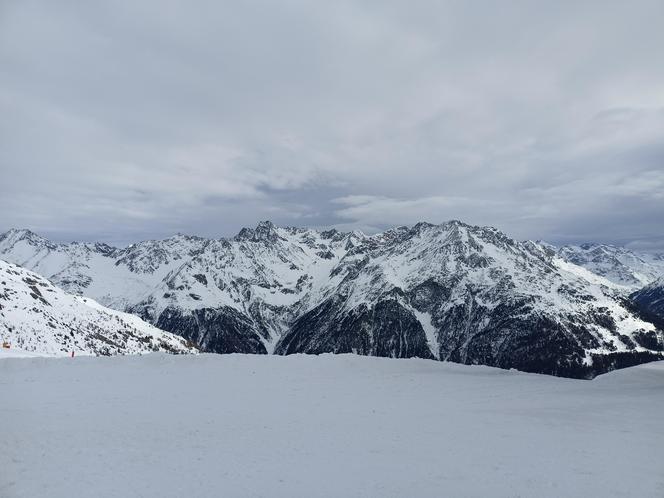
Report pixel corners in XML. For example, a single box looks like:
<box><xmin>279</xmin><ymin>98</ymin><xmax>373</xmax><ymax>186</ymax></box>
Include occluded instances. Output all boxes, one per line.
<box><xmin>2</xmin><ymin>0</ymin><xmax>663</xmax><ymax>247</ymax></box>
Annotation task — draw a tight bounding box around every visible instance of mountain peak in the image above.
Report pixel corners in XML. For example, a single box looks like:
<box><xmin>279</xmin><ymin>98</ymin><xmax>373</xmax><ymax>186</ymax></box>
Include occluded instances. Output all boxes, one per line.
<box><xmin>235</xmin><ymin>220</ymin><xmax>281</xmax><ymax>243</ymax></box>
<box><xmin>0</xmin><ymin>228</ymin><xmax>54</xmax><ymax>249</ymax></box>
<box><xmin>4</xmin><ymin>228</ymin><xmax>39</xmax><ymax>239</ymax></box>
<box><xmin>256</xmin><ymin>220</ymin><xmax>275</xmax><ymax>230</ymax></box>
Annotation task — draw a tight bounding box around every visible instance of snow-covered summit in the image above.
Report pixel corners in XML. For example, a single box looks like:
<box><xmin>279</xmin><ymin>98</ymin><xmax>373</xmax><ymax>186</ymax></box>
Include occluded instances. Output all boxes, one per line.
<box><xmin>0</xmin><ymin>227</ymin><xmax>57</xmax><ymax>253</ymax></box>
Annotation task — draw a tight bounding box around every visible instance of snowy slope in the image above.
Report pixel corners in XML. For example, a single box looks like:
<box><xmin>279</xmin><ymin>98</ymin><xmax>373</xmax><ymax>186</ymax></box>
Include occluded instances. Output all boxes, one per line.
<box><xmin>0</xmin><ymin>260</ymin><xmax>195</xmax><ymax>356</ymax></box>
<box><xmin>556</xmin><ymin>242</ymin><xmax>664</xmax><ymax>289</ymax></box>
<box><xmin>1</xmin><ymin>223</ymin><xmax>662</xmax><ymax>377</ymax></box>
<box><xmin>2</xmin><ymin>354</ymin><xmax>664</xmax><ymax>498</ymax></box>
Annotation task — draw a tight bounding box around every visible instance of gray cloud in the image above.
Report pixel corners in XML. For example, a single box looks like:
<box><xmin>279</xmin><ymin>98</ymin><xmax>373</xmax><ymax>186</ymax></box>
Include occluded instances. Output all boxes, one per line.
<box><xmin>1</xmin><ymin>0</ymin><xmax>663</xmax><ymax>247</ymax></box>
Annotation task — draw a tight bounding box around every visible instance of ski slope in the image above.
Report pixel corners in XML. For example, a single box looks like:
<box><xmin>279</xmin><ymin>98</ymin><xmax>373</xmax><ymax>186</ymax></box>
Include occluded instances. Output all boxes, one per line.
<box><xmin>2</xmin><ymin>354</ymin><xmax>663</xmax><ymax>498</ymax></box>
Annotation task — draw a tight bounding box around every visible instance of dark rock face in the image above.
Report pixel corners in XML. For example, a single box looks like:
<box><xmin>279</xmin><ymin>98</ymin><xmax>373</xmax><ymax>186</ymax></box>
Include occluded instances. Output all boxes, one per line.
<box><xmin>417</xmin><ymin>291</ymin><xmax>634</xmax><ymax>378</ymax></box>
<box><xmin>632</xmin><ymin>330</ymin><xmax>664</xmax><ymax>351</ymax></box>
<box><xmin>234</xmin><ymin>221</ymin><xmax>281</xmax><ymax>244</ymax></box>
<box><xmin>443</xmin><ymin>311</ymin><xmax>597</xmax><ymax>378</ymax></box>
<box><xmin>585</xmin><ymin>351</ymin><xmax>664</xmax><ymax>377</ymax></box>
<box><xmin>276</xmin><ymin>298</ymin><xmax>434</xmax><ymax>360</ymax></box>
<box><xmin>155</xmin><ymin>306</ymin><xmax>267</xmax><ymax>354</ymax></box>
<box><xmin>631</xmin><ymin>279</ymin><xmax>664</xmax><ymax>323</ymax></box>
<box><xmin>277</xmin><ymin>290</ymin><xmax>663</xmax><ymax>379</ymax></box>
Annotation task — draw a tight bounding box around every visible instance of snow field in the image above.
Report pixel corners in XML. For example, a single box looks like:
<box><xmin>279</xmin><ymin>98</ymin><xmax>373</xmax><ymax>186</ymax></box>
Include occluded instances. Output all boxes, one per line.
<box><xmin>2</xmin><ymin>353</ymin><xmax>663</xmax><ymax>498</ymax></box>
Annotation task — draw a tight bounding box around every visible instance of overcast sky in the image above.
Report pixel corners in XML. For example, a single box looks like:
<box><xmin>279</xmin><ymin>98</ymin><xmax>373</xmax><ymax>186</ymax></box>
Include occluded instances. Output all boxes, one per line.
<box><xmin>1</xmin><ymin>0</ymin><xmax>663</xmax><ymax>248</ymax></box>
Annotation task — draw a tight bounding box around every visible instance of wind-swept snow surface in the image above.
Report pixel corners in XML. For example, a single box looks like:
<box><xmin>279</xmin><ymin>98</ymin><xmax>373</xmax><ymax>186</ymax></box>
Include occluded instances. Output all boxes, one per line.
<box><xmin>2</xmin><ymin>354</ymin><xmax>663</xmax><ymax>498</ymax></box>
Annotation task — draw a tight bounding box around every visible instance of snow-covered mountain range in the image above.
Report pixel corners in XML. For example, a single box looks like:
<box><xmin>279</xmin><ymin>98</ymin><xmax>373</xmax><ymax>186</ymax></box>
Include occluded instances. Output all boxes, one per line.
<box><xmin>554</xmin><ymin>243</ymin><xmax>664</xmax><ymax>289</ymax></box>
<box><xmin>0</xmin><ymin>259</ymin><xmax>195</xmax><ymax>356</ymax></box>
<box><xmin>1</xmin><ymin>221</ymin><xmax>662</xmax><ymax>377</ymax></box>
